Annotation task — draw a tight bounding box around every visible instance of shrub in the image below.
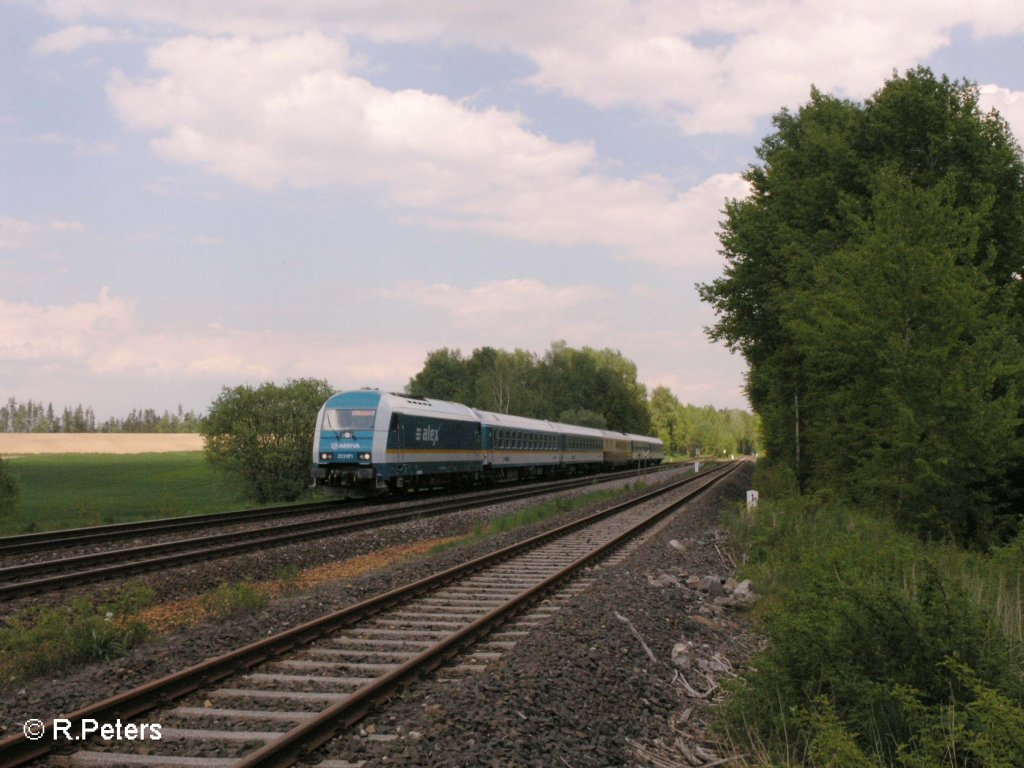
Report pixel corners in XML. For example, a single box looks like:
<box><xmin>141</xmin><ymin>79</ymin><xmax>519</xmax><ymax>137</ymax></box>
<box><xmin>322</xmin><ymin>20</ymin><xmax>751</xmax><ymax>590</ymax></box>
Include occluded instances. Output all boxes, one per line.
<box><xmin>201</xmin><ymin>378</ymin><xmax>334</xmax><ymax>502</ymax></box>
<box><xmin>202</xmin><ymin>581</ymin><xmax>270</xmax><ymax>618</ymax></box>
<box><xmin>0</xmin><ymin>596</ymin><xmax>150</xmax><ymax>686</ymax></box>
<box><xmin>719</xmin><ymin>498</ymin><xmax>1024</xmax><ymax>766</ymax></box>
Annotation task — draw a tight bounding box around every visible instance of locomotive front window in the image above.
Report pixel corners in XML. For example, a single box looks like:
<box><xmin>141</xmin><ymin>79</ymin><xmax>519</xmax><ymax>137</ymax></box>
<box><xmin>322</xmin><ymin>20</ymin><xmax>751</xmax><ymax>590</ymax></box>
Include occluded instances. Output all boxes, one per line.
<box><xmin>324</xmin><ymin>409</ymin><xmax>376</xmax><ymax>431</ymax></box>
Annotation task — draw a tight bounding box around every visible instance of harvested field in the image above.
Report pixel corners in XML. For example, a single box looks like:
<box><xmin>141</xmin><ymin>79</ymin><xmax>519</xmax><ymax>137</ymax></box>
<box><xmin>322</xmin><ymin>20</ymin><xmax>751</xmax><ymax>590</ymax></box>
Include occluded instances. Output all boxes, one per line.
<box><xmin>0</xmin><ymin>433</ymin><xmax>204</xmax><ymax>456</ymax></box>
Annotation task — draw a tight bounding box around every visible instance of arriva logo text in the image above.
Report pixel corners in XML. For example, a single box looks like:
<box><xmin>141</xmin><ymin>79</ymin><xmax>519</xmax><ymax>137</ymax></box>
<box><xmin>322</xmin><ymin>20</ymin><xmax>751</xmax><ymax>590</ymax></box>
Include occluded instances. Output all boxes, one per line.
<box><xmin>415</xmin><ymin>426</ymin><xmax>440</xmax><ymax>446</ymax></box>
<box><xmin>330</xmin><ymin>442</ymin><xmax>361</xmax><ymax>450</ymax></box>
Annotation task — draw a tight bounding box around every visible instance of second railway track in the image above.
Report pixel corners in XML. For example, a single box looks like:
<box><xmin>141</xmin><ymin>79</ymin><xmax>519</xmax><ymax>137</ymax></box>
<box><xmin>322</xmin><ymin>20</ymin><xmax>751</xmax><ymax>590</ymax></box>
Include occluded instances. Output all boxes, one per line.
<box><xmin>0</xmin><ymin>465</ymin><xmax>678</xmax><ymax>601</ymax></box>
<box><xmin>0</xmin><ymin>460</ymin><xmax>740</xmax><ymax>768</ymax></box>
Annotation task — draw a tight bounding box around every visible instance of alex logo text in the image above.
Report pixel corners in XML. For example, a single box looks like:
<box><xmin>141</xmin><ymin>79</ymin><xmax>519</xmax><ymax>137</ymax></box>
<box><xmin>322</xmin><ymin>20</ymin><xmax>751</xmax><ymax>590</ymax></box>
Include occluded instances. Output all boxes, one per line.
<box><xmin>415</xmin><ymin>426</ymin><xmax>440</xmax><ymax>446</ymax></box>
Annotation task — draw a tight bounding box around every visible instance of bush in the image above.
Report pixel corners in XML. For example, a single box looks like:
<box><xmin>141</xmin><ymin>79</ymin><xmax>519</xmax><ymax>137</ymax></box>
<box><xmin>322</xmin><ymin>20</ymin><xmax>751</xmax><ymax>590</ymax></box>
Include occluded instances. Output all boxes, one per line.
<box><xmin>201</xmin><ymin>378</ymin><xmax>334</xmax><ymax>502</ymax></box>
<box><xmin>0</xmin><ymin>591</ymin><xmax>151</xmax><ymax>686</ymax></box>
<box><xmin>720</xmin><ymin>498</ymin><xmax>1024</xmax><ymax>766</ymax></box>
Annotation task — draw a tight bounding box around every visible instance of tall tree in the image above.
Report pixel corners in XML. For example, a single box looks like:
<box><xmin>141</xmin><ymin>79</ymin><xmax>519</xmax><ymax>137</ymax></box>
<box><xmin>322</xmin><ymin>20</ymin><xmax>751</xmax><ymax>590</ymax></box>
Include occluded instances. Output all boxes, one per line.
<box><xmin>699</xmin><ymin>67</ymin><xmax>1024</xmax><ymax>544</ymax></box>
<box><xmin>408</xmin><ymin>348</ymin><xmax>469</xmax><ymax>402</ymax></box>
<box><xmin>791</xmin><ymin>171</ymin><xmax>1023</xmax><ymax>543</ymax></box>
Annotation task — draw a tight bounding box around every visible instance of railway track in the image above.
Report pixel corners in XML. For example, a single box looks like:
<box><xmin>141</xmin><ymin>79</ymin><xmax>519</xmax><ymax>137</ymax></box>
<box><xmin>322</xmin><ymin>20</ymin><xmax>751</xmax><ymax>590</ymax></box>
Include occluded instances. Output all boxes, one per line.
<box><xmin>0</xmin><ymin>464</ymin><xmax>673</xmax><ymax>558</ymax></box>
<box><xmin>0</xmin><ymin>465</ymin><xmax>679</xmax><ymax>600</ymax></box>
<box><xmin>0</xmin><ymin>460</ymin><xmax>739</xmax><ymax>768</ymax></box>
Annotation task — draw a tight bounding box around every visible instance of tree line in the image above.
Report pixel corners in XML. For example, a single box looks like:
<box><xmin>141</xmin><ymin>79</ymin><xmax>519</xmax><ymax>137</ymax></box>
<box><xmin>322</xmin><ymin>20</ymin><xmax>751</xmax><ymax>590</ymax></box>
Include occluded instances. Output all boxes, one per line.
<box><xmin>408</xmin><ymin>342</ymin><xmax>652</xmax><ymax>434</ymax></box>
<box><xmin>408</xmin><ymin>341</ymin><xmax>758</xmax><ymax>457</ymax></box>
<box><xmin>0</xmin><ymin>398</ymin><xmax>202</xmax><ymax>434</ymax></box>
<box><xmin>196</xmin><ymin>346</ymin><xmax>758</xmax><ymax>503</ymax></box>
<box><xmin>700</xmin><ymin>67</ymin><xmax>1024</xmax><ymax>547</ymax></box>
<box><xmin>649</xmin><ymin>386</ymin><xmax>758</xmax><ymax>459</ymax></box>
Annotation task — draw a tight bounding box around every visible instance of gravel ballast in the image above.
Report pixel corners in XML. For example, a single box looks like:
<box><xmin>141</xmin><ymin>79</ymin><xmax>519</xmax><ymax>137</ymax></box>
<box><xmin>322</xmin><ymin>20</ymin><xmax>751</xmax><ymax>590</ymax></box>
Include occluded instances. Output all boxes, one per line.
<box><xmin>317</xmin><ymin>461</ymin><xmax>757</xmax><ymax>767</ymax></box>
<box><xmin>1</xmin><ymin>462</ymin><xmax>758</xmax><ymax>767</ymax></box>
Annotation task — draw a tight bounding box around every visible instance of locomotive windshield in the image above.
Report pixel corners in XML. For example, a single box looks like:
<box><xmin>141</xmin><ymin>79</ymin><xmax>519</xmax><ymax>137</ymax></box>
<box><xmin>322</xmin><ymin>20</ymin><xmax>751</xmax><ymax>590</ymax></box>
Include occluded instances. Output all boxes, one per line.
<box><xmin>324</xmin><ymin>409</ymin><xmax>376</xmax><ymax>431</ymax></box>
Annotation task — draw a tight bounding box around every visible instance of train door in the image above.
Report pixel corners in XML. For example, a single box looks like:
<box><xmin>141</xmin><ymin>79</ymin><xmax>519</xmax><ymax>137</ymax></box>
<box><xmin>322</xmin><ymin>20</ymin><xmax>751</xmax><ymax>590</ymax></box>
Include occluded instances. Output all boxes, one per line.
<box><xmin>389</xmin><ymin>413</ymin><xmax>404</xmax><ymax>467</ymax></box>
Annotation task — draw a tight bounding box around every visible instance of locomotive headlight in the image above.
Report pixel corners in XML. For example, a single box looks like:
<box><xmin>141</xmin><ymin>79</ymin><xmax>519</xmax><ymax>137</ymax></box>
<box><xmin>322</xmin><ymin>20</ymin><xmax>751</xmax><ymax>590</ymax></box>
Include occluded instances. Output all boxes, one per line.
<box><xmin>320</xmin><ymin>452</ymin><xmax>332</xmax><ymax>461</ymax></box>
<box><xmin>358</xmin><ymin>452</ymin><xmax>371</xmax><ymax>461</ymax></box>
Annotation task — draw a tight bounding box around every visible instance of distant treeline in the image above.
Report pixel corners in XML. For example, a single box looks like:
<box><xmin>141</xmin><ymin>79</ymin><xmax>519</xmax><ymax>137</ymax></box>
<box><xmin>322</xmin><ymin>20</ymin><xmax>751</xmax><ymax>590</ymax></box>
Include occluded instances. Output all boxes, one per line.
<box><xmin>408</xmin><ymin>342</ymin><xmax>759</xmax><ymax>458</ymax></box>
<box><xmin>0</xmin><ymin>398</ymin><xmax>202</xmax><ymax>433</ymax></box>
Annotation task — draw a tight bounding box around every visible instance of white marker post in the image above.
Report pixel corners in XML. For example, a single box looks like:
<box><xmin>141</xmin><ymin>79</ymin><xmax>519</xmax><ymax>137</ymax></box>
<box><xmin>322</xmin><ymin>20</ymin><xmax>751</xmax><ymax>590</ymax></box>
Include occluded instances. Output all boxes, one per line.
<box><xmin>746</xmin><ymin>490</ymin><xmax>759</xmax><ymax>510</ymax></box>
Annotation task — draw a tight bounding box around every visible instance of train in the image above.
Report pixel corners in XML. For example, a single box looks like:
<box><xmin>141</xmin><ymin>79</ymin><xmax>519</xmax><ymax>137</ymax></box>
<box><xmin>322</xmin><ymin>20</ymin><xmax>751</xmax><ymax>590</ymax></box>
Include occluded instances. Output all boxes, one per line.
<box><xmin>311</xmin><ymin>390</ymin><xmax>664</xmax><ymax>495</ymax></box>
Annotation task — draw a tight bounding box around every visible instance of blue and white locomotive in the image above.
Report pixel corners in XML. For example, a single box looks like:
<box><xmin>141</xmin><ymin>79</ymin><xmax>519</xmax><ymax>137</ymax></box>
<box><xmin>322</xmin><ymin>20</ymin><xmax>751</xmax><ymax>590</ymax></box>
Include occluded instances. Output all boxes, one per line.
<box><xmin>311</xmin><ymin>390</ymin><xmax>664</xmax><ymax>495</ymax></box>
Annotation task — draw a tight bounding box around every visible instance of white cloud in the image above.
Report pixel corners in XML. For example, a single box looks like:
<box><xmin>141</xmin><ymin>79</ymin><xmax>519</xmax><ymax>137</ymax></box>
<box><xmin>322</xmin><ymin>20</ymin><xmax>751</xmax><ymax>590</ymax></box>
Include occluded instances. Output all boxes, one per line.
<box><xmin>35</xmin><ymin>132</ymin><xmax>116</xmax><ymax>156</ymax></box>
<box><xmin>107</xmin><ymin>33</ymin><xmax>747</xmax><ymax>265</ymax></box>
<box><xmin>50</xmin><ymin>220</ymin><xmax>85</xmax><ymax>232</ymax></box>
<box><xmin>0</xmin><ymin>217</ymin><xmax>39</xmax><ymax>250</ymax></box>
<box><xmin>32</xmin><ymin>24</ymin><xmax>132</xmax><ymax>54</ymax></box>
<box><xmin>0</xmin><ymin>216</ymin><xmax>85</xmax><ymax>250</ymax></box>
<box><xmin>0</xmin><ymin>288</ymin><xmax>421</xmax><ymax>389</ymax></box>
<box><xmin>37</xmin><ymin>2</ymin><xmax>1024</xmax><ymax>134</ymax></box>
<box><xmin>0</xmin><ymin>287</ymin><xmax>133</xmax><ymax>362</ymax></box>
<box><xmin>386</xmin><ymin>278</ymin><xmax>605</xmax><ymax>331</ymax></box>
<box><xmin>979</xmin><ymin>84</ymin><xmax>1024</xmax><ymax>149</ymax></box>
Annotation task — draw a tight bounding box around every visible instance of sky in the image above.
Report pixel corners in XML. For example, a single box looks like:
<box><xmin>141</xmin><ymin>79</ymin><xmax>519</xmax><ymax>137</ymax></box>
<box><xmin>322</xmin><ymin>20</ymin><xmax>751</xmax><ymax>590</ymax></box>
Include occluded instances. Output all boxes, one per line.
<box><xmin>3</xmin><ymin>2</ymin><xmax>1024</xmax><ymax>421</ymax></box>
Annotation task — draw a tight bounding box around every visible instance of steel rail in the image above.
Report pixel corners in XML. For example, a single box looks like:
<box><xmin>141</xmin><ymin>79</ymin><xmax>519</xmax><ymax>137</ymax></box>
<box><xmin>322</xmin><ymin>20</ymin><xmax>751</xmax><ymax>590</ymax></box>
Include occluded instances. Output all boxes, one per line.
<box><xmin>0</xmin><ymin>465</ymin><xmax>679</xmax><ymax>600</ymax></box>
<box><xmin>0</xmin><ymin>464</ymin><xmax>676</xmax><ymax>556</ymax></box>
<box><xmin>0</xmin><ymin>461</ymin><xmax>737</xmax><ymax>768</ymax></box>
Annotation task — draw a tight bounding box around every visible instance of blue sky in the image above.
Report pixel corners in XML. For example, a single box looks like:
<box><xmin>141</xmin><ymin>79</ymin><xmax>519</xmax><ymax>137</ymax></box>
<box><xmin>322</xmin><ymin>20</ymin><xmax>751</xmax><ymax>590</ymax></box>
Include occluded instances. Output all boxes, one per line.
<box><xmin>3</xmin><ymin>1</ymin><xmax>1024</xmax><ymax>420</ymax></box>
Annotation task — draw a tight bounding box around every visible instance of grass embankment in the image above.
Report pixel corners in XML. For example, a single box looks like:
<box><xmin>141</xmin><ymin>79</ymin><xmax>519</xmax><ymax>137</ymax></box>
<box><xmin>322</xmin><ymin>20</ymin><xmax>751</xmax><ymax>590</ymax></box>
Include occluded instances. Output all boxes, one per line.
<box><xmin>719</xmin><ymin>469</ymin><xmax>1024</xmax><ymax>767</ymax></box>
<box><xmin>0</xmin><ymin>452</ymin><xmax>245</xmax><ymax>535</ymax></box>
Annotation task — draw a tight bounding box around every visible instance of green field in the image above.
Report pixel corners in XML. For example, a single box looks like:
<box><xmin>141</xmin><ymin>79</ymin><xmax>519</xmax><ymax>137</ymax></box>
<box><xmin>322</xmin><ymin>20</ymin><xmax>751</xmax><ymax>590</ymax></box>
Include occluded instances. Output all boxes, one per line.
<box><xmin>1</xmin><ymin>453</ymin><xmax>250</xmax><ymax>536</ymax></box>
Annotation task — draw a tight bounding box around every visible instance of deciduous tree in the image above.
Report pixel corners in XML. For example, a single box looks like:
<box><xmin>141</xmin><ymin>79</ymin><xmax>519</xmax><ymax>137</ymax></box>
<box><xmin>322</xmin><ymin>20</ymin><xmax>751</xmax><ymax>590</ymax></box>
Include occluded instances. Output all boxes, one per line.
<box><xmin>700</xmin><ymin>67</ymin><xmax>1024</xmax><ymax>544</ymax></box>
<box><xmin>201</xmin><ymin>378</ymin><xmax>334</xmax><ymax>502</ymax></box>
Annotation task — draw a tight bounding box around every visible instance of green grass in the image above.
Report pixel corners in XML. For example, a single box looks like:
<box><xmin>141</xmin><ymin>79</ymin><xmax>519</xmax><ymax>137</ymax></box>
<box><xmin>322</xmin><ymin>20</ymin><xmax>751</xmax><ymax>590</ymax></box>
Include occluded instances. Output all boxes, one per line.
<box><xmin>201</xmin><ymin>581</ymin><xmax>271</xmax><ymax>618</ymax></box>
<box><xmin>0</xmin><ymin>580</ymin><xmax>156</xmax><ymax>687</ymax></box>
<box><xmin>0</xmin><ymin>452</ymin><xmax>249</xmax><ymax>535</ymax></box>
